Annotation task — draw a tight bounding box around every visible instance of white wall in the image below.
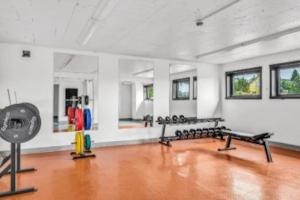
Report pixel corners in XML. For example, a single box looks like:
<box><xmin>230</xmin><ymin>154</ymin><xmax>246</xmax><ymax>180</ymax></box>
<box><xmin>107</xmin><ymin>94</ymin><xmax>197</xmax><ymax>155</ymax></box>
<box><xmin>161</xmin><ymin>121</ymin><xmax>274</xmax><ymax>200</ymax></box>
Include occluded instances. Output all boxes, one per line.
<box><xmin>221</xmin><ymin>49</ymin><xmax>300</xmax><ymax>146</ymax></box>
<box><xmin>119</xmin><ymin>84</ymin><xmax>132</xmax><ymax>119</ymax></box>
<box><xmin>130</xmin><ymin>82</ymin><xmax>153</xmax><ymax>119</ymax></box>
<box><xmin>153</xmin><ymin>60</ymin><xmax>170</xmax><ymax>121</ymax></box>
<box><xmin>0</xmin><ymin>43</ymin><xmax>57</xmax><ymax>150</ymax></box>
<box><xmin>119</xmin><ymin>82</ymin><xmax>153</xmax><ymax>120</ymax></box>
<box><xmin>197</xmin><ymin>63</ymin><xmax>222</xmax><ymax>118</ymax></box>
<box><xmin>169</xmin><ymin>70</ymin><xmax>197</xmax><ymax>117</ymax></box>
<box><xmin>0</xmin><ymin>42</ymin><xmax>223</xmax><ymax>151</ymax></box>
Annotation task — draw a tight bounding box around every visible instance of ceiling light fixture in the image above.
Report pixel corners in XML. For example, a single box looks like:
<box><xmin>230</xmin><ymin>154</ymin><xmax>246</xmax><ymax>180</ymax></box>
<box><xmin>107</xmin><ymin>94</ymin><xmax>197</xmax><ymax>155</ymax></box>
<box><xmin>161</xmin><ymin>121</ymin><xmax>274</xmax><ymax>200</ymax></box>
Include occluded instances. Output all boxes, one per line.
<box><xmin>122</xmin><ymin>81</ymin><xmax>133</xmax><ymax>85</ymax></box>
<box><xmin>133</xmin><ymin>68</ymin><xmax>154</xmax><ymax>77</ymax></box>
<box><xmin>78</xmin><ymin>0</ymin><xmax>119</xmax><ymax>46</ymax></box>
<box><xmin>195</xmin><ymin>25</ymin><xmax>300</xmax><ymax>59</ymax></box>
<box><xmin>59</xmin><ymin>55</ymin><xmax>75</xmax><ymax>71</ymax></box>
<box><xmin>195</xmin><ymin>0</ymin><xmax>241</xmax><ymax>26</ymax></box>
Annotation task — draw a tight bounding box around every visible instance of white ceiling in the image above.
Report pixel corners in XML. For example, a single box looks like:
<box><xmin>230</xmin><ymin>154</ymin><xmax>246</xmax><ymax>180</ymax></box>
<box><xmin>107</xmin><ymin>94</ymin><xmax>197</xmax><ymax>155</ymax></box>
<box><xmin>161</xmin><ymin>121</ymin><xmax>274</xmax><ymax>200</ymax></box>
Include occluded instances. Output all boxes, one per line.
<box><xmin>54</xmin><ymin>53</ymin><xmax>98</xmax><ymax>73</ymax></box>
<box><xmin>170</xmin><ymin>64</ymin><xmax>196</xmax><ymax>74</ymax></box>
<box><xmin>119</xmin><ymin>59</ymin><xmax>195</xmax><ymax>81</ymax></box>
<box><xmin>119</xmin><ymin>59</ymin><xmax>154</xmax><ymax>82</ymax></box>
<box><xmin>2</xmin><ymin>0</ymin><xmax>300</xmax><ymax>63</ymax></box>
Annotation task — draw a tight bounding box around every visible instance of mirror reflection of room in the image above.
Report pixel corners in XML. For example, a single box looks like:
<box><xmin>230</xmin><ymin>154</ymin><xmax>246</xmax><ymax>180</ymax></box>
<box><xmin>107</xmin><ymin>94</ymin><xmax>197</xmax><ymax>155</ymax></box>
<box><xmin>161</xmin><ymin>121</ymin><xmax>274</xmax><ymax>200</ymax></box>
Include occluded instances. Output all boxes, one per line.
<box><xmin>170</xmin><ymin>64</ymin><xmax>197</xmax><ymax>118</ymax></box>
<box><xmin>53</xmin><ymin>53</ymin><xmax>98</xmax><ymax>133</ymax></box>
<box><xmin>119</xmin><ymin>59</ymin><xmax>154</xmax><ymax>129</ymax></box>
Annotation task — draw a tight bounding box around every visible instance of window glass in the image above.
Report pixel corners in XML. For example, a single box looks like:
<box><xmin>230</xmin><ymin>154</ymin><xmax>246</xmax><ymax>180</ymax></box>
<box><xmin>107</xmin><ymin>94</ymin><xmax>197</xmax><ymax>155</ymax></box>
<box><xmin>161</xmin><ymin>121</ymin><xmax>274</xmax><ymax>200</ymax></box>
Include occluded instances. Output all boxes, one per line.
<box><xmin>278</xmin><ymin>67</ymin><xmax>300</xmax><ymax>95</ymax></box>
<box><xmin>177</xmin><ymin>80</ymin><xmax>189</xmax><ymax>98</ymax></box>
<box><xmin>144</xmin><ymin>85</ymin><xmax>153</xmax><ymax>100</ymax></box>
<box><xmin>172</xmin><ymin>78</ymin><xmax>190</xmax><ymax>100</ymax></box>
<box><xmin>225</xmin><ymin>67</ymin><xmax>262</xmax><ymax>99</ymax></box>
<box><xmin>232</xmin><ymin>72</ymin><xmax>260</xmax><ymax>96</ymax></box>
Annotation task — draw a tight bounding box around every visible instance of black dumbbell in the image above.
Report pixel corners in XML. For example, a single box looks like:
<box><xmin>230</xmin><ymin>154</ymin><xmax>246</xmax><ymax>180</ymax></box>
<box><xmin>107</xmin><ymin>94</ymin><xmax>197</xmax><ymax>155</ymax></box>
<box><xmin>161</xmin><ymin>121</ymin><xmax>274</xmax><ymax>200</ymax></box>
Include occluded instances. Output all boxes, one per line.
<box><xmin>202</xmin><ymin>128</ymin><xmax>209</xmax><ymax>137</ymax></box>
<box><xmin>215</xmin><ymin>127</ymin><xmax>221</xmax><ymax>131</ymax></box>
<box><xmin>165</xmin><ymin>116</ymin><xmax>171</xmax><ymax>124</ymax></box>
<box><xmin>208</xmin><ymin>128</ymin><xmax>215</xmax><ymax>137</ymax></box>
<box><xmin>175</xmin><ymin>130</ymin><xmax>183</xmax><ymax>138</ymax></box>
<box><xmin>214</xmin><ymin>127</ymin><xmax>221</xmax><ymax>134</ymax></box>
<box><xmin>172</xmin><ymin>115</ymin><xmax>178</xmax><ymax>124</ymax></box>
<box><xmin>189</xmin><ymin>129</ymin><xmax>196</xmax><ymax>139</ymax></box>
<box><xmin>182</xmin><ymin>130</ymin><xmax>189</xmax><ymax>139</ymax></box>
<box><xmin>179</xmin><ymin>115</ymin><xmax>186</xmax><ymax>123</ymax></box>
<box><xmin>196</xmin><ymin>129</ymin><xmax>203</xmax><ymax>138</ymax></box>
<box><xmin>157</xmin><ymin>116</ymin><xmax>163</xmax><ymax>124</ymax></box>
<box><xmin>214</xmin><ymin>127</ymin><xmax>225</xmax><ymax>139</ymax></box>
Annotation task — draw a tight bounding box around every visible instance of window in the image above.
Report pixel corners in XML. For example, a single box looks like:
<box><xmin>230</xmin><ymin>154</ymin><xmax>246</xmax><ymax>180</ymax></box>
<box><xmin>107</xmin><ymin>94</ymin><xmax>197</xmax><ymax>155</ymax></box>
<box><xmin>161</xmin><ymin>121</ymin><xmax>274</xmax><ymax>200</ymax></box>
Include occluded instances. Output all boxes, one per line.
<box><xmin>144</xmin><ymin>84</ymin><xmax>153</xmax><ymax>100</ymax></box>
<box><xmin>193</xmin><ymin>77</ymin><xmax>197</xmax><ymax>100</ymax></box>
<box><xmin>225</xmin><ymin>67</ymin><xmax>262</xmax><ymax>99</ymax></box>
<box><xmin>270</xmin><ymin>61</ymin><xmax>300</xmax><ymax>99</ymax></box>
<box><xmin>172</xmin><ymin>78</ymin><xmax>190</xmax><ymax>100</ymax></box>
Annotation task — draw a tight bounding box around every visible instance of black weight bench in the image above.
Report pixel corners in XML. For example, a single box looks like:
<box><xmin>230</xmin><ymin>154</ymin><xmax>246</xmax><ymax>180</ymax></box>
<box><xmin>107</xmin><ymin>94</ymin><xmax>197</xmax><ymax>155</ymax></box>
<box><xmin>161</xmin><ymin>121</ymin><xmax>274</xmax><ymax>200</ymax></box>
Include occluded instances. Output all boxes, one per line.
<box><xmin>218</xmin><ymin>131</ymin><xmax>274</xmax><ymax>162</ymax></box>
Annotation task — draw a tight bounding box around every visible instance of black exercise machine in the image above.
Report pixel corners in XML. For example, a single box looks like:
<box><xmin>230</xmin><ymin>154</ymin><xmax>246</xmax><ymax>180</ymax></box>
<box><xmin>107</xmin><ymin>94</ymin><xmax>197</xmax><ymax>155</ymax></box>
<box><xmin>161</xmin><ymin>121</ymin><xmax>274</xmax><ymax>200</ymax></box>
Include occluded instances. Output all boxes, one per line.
<box><xmin>218</xmin><ymin>130</ymin><xmax>274</xmax><ymax>162</ymax></box>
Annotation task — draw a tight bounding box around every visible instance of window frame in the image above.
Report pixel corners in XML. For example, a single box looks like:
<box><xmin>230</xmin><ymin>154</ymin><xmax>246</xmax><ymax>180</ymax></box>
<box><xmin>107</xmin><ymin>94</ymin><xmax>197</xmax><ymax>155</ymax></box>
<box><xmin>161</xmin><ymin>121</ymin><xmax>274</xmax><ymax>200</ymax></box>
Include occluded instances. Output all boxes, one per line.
<box><xmin>225</xmin><ymin>67</ymin><xmax>262</xmax><ymax>100</ymax></box>
<box><xmin>172</xmin><ymin>77</ymin><xmax>190</xmax><ymax>100</ymax></box>
<box><xmin>270</xmin><ymin>60</ymin><xmax>300</xmax><ymax>99</ymax></box>
<box><xmin>144</xmin><ymin>84</ymin><xmax>154</xmax><ymax>100</ymax></box>
<box><xmin>193</xmin><ymin>76</ymin><xmax>197</xmax><ymax>100</ymax></box>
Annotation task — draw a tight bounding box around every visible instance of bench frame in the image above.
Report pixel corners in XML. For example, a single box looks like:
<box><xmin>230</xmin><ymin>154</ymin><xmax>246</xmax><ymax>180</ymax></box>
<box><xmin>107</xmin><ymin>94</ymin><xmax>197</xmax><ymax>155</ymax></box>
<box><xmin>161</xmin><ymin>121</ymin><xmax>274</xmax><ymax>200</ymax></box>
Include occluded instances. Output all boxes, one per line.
<box><xmin>218</xmin><ymin>132</ymin><xmax>273</xmax><ymax>162</ymax></box>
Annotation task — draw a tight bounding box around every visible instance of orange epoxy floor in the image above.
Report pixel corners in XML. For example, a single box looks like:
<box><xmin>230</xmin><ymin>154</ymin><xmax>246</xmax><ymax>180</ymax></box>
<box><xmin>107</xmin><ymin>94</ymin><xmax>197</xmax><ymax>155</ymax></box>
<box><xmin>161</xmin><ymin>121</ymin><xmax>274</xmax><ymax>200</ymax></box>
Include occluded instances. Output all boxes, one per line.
<box><xmin>1</xmin><ymin>139</ymin><xmax>300</xmax><ymax>200</ymax></box>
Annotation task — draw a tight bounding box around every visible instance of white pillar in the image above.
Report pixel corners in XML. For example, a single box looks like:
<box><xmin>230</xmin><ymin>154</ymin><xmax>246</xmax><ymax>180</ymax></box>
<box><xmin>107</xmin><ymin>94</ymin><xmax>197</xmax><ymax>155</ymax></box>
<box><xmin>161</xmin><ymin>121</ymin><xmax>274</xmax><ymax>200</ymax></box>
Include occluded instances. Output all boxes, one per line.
<box><xmin>98</xmin><ymin>54</ymin><xmax>119</xmax><ymax>133</ymax></box>
<box><xmin>153</xmin><ymin>60</ymin><xmax>170</xmax><ymax>123</ymax></box>
<box><xmin>197</xmin><ymin>63</ymin><xmax>222</xmax><ymax>118</ymax></box>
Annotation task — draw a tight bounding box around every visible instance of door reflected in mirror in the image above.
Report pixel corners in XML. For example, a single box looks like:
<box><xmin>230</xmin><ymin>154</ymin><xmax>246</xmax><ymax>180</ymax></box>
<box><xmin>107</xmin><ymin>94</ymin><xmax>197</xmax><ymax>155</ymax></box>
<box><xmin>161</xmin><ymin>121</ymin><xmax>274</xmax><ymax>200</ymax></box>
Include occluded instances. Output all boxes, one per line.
<box><xmin>119</xmin><ymin>59</ymin><xmax>154</xmax><ymax>129</ymax></box>
<box><xmin>53</xmin><ymin>52</ymin><xmax>98</xmax><ymax>133</ymax></box>
<box><xmin>170</xmin><ymin>64</ymin><xmax>197</xmax><ymax>118</ymax></box>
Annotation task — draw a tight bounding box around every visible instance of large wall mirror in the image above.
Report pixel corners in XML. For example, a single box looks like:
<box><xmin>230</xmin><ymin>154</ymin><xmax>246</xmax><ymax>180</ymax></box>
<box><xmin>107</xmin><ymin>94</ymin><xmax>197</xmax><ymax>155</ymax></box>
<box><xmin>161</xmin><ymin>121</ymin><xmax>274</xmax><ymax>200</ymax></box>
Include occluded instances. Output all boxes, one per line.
<box><xmin>53</xmin><ymin>52</ymin><xmax>98</xmax><ymax>133</ymax></box>
<box><xmin>169</xmin><ymin>64</ymin><xmax>197</xmax><ymax>118</ymax></box>
<box><xmin>119</xmin><ymin>59</ymin><xmax>154</xmax><ymax>129</ymax></box>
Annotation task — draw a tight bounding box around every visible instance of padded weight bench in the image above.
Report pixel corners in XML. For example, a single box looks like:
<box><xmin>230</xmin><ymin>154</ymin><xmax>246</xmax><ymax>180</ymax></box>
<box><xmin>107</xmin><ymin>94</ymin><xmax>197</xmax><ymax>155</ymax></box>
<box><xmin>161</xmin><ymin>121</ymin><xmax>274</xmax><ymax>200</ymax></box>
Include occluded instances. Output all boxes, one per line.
<box><xmin>218</xmin><ymin>130</ymin><xmax>274</xmax><ymax>162</ymax></box>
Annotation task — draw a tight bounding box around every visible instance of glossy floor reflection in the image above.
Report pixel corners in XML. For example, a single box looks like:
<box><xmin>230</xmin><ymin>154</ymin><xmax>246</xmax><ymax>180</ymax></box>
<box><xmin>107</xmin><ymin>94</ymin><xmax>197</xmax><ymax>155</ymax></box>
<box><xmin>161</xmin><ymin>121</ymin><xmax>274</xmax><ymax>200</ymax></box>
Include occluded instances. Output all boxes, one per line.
<box><xmin>1</xmin><ymin>139</ymin><xmax>300</xmax><ymax>200</ymax></box>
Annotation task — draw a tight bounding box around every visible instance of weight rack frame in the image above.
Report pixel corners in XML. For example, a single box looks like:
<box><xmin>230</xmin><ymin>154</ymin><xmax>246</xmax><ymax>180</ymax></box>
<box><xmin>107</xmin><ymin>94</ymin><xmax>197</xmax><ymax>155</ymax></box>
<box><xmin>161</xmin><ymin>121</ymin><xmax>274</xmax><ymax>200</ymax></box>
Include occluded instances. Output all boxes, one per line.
<box><xmin>0</xmin><ymin>143</ymin><xmax>37</xmax><ymax>197</ymax></box>
<box><xmin>0</xmin><ymin>144</ymin><xmax>36</xmax><ymax>178</ymax></box>
<box><xmin>70</xmin><ymin>95</ymin><xmax>96</xmax><ymax>160</ymax></box>
<box><xmin>2</xmin><ymin>89</ymin><xmax>37</xmax><ymax>175</ymax></box>
<box><xmin>0</xmin><ymin>89</ymin><xmax>38</xmax><ymax>197</ymax></box>
<box><xmin>158</xmin><ymin>117</ymin><xmax>225</xmax><ymax>146</ymax></box>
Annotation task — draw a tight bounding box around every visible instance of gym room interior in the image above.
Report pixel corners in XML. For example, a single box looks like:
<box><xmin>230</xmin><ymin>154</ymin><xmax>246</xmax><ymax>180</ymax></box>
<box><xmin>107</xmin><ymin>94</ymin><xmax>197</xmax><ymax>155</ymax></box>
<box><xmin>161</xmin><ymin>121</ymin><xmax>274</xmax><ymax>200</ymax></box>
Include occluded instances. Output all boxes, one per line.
<box><xmin>0</xmin><ymin>0</ymin><xmax>300</xmax><ymax>199</ymax></box>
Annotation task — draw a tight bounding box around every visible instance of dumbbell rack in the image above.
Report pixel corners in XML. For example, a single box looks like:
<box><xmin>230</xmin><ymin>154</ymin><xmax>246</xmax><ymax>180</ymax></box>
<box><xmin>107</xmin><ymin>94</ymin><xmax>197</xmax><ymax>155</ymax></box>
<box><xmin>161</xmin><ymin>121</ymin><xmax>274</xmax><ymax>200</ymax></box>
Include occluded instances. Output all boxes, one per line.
<box><xmin>70</xmin><ymin>95</ymin><xmax>96</xmax><ymax>160</ymax></box>
<box><xmin>158</xmin><ymin>117</ymin><xmax>225</xmax><ymax>146</ymax></box>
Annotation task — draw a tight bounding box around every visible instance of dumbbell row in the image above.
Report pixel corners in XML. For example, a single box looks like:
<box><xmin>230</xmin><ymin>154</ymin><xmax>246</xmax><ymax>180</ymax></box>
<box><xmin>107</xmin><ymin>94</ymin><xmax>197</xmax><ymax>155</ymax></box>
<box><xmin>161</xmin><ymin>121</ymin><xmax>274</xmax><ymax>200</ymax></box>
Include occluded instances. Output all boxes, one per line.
<box><xmin>157</xmin><ymin>115</ymin><xmax>221</xmax><ymax>125</ymax></box>
<box><xmin>157</xmin><ymin>115</ymin><xmax>190</xmax><ymax>124</ymax></box>
<box><xmin>175</xmin><ymin>126</ymin><xmax>228</xmax><ymax>140</ymax></box>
